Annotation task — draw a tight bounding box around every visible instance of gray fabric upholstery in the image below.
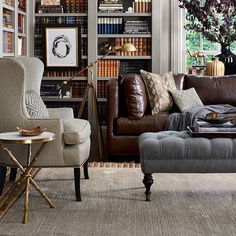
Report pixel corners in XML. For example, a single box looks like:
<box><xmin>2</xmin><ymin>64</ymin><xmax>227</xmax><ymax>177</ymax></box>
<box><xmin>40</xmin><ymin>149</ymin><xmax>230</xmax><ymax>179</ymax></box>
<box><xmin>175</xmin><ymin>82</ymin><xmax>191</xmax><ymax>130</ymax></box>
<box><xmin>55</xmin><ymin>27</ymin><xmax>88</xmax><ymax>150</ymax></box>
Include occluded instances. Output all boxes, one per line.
<box><xmin>139</xmin><ymin>131</ymin><xmax>236</xmax><ymax>173</ymax></box>
<box><xmin>0</xmin><ymin>57</ymin><xmax>91</xmax><ymax>167</ymax></box>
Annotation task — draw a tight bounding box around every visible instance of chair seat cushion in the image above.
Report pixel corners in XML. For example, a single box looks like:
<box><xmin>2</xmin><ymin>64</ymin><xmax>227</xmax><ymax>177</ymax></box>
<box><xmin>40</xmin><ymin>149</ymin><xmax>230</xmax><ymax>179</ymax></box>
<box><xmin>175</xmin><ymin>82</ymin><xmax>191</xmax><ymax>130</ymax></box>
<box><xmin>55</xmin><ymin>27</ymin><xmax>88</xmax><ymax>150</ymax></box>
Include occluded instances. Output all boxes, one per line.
<box><xmin>63</xmin><ymin>119</ymin><xmax>91</xmax><ymax>145</ymax></box>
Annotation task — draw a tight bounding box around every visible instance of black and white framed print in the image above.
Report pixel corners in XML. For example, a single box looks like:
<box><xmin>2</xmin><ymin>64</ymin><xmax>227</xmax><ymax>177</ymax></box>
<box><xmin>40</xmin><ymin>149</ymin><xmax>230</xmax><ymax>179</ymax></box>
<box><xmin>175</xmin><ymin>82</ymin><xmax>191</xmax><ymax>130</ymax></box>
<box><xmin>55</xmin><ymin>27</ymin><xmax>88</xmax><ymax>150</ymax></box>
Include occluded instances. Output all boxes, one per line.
<box><xmin>44</xmin><ymin>25</ymin><xmax>81</xmax><ymax>68</ymax></box>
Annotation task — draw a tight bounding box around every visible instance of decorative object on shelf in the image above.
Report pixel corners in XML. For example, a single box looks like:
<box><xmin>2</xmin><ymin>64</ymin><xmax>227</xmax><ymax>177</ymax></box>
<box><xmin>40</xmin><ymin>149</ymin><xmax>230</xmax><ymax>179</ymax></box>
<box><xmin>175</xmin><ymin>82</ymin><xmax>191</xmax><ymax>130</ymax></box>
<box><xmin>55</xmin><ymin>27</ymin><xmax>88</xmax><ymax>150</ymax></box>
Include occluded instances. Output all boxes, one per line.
<box><xmin>179</xmin><ymin>0</ymin><xmax>236</xmax><ymax>75</ymax></box>
<box><xmin>187</xmin><ymin>50</ymin><xmax>206</xmax><ymax>66</ymax></box>
<box><xmin>44</xmin><ymin>25</ymin><xmax>81</xmax><ymax>68</ymax></box>
<box><xmin>62</xmin><ymin>42</ymin><xmax>136</xmax><ymax>159</ymax></box>
<box><xmin>41</xmin><ymin>0</ymin><xmax>60</xmax><ymax>5</ymax></box>
<box><xmin>206</xmin><ymin>57</ymin><xmax>225</xmax><ymax>76</ymax></box>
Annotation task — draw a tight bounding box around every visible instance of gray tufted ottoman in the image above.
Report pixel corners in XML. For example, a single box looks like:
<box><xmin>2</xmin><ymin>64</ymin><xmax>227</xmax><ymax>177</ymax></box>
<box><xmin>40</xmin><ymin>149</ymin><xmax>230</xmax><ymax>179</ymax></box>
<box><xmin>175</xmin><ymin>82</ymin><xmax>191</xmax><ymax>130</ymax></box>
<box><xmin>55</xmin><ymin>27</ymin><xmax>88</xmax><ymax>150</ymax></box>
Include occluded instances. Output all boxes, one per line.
<box><xmin>139</xmin><ymin>131</ymin><xmax>236</xmax><ymax>201</ymax></box>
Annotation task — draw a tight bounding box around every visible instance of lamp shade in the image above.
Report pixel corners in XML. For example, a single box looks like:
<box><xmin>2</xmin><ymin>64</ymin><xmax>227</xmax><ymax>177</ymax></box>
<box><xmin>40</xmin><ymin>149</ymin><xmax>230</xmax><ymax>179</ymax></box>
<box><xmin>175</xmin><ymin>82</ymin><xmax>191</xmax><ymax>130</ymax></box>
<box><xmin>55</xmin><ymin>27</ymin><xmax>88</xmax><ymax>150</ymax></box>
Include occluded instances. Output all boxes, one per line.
<box><xmin>120</xmin><ymin>43</ymin><xmax>137</xmax><ymax>53</ymax></box>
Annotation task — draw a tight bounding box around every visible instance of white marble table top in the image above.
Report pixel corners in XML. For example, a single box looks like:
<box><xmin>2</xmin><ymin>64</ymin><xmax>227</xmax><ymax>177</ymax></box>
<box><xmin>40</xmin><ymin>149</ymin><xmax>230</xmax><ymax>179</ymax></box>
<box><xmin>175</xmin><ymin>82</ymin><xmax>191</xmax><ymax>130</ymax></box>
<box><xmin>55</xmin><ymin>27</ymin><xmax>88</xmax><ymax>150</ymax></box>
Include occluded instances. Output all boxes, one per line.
<box><xmin>0</xmin><ymin>132</ymin><xmax>55</xmax><ymax>144</ymax></box>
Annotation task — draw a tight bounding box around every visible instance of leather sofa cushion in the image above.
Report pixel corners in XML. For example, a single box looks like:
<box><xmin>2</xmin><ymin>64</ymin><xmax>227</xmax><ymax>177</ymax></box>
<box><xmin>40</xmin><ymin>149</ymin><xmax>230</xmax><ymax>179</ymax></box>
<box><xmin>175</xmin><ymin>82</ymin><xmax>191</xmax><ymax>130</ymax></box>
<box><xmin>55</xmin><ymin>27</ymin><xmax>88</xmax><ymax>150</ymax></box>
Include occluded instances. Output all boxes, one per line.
<box><xmin>184</xmin><ymin>75</ymin><xmax>236</xmax><ymax>105</ymax></box>
<box><xmin>63</xmin><ymin>119</ymin><xmax>91</xmax><ymax>145</ymax></box>
<box><xmin>114</xmin><ymin>112</ymin><xmax>169</xmax><ymax>135</ymax></box>
<box><xmin>123</xmin><ymin>73</ymin><xmax>148</xmax><ymax>120</ymax></box>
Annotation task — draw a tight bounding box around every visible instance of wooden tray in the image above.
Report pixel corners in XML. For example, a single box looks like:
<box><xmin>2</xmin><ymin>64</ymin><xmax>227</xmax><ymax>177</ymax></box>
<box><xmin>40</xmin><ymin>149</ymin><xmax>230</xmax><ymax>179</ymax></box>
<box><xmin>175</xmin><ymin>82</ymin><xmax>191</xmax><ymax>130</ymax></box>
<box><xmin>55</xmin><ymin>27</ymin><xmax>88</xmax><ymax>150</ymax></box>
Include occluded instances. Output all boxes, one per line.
<box><xmin>187</xmin><ymin>126</ymin><xmax>236</xmax><ymax>139</ymax></box>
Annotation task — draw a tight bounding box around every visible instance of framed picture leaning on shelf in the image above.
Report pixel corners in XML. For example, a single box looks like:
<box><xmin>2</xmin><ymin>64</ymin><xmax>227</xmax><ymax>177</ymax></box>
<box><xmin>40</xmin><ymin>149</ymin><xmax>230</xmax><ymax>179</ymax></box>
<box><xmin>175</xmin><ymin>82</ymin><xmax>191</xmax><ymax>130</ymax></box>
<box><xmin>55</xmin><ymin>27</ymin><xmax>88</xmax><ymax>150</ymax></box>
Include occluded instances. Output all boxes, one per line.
<box><xmin>44</xmin><ymin>25</ymin><xmax>81</xmax><ymax>68</ymax></box>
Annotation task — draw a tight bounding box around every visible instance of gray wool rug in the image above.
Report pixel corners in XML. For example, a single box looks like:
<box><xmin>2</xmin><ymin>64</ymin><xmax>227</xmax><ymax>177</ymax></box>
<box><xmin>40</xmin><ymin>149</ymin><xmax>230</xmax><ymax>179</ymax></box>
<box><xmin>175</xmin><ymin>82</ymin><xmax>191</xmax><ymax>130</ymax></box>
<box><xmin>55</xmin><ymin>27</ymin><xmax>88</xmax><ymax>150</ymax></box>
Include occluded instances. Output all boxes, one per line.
<box><xmin>0</xmin><ymin>168</ymin><xmax>236</xmax><ymax>236</ymax></box>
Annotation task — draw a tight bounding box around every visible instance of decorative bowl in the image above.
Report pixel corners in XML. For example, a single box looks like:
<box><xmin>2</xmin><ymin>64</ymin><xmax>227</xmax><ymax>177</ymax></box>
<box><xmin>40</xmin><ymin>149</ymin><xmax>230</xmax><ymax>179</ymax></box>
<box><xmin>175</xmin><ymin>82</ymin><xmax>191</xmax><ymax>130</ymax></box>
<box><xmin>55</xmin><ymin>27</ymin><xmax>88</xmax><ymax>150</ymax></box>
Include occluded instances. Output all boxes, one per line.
<box><xmin>16</xmin><ymin>126</ymin><xmax>46</xmax><ymax>136</ymax></box>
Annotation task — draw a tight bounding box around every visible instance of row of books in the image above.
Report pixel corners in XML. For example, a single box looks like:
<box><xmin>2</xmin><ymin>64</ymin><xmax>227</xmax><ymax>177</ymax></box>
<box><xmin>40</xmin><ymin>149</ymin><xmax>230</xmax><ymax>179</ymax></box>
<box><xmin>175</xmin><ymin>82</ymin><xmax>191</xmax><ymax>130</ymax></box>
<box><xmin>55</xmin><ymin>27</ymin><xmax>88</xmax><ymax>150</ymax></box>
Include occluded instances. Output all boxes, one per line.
<box><xmin>81</xmin><ymin>38</ymin><xmax>88</xmax><ymax>56</ymax></box>
<box><xmin>3</xmin><ymin>10</ymin><xmax>13</xmax><ymax>28</ymax></box>
<box><xmin>97</xmin><ymin>60</ymin><xmax>120</xmax><ymax>78</ymax></box>
<box><xmin>43</xmin><ymin>63</ymin><xmax>88</xmax><ymax>77</ymax></box>
<box><xmin>124</xmin><ymin>20</ymin><xmax>150</xmax><ymax>34</ymax></box>
<box><xmin>3</xmin><ymin>32</ymin><xmax>13</xmax><ymax>53</ymax></box>
<box><xmin>121</xmin><ymin>60</ymin><xmax>150</xmax><ymax>74</ymax></box>
<box><xmin>97</xmin><ymin>18</ymin><xmax>123</xmax><ymax>34</ymax></box>
<box><xmin>115</xmin><ymin>37</ymin><xmax>151</xmax><ymax>56</ymax></box>
<box><xmin>98</xmin><ymin>0</ymin><xmax>123</xmax><ymax>13</ymax></box>
<box><xmin>133</xmin><ymin>0</ymin><xmax>152</xmax><ymax>13</ymax></box>
<box><xmin>71</xmin><ymin>81</ymin><xmax>87</xmax><ymax>98</ymax></box>
<box><xmin>18</xmin><ymin>0</ymin><xmax>26</xmax><ymax>11</ymax></box>
<box><xmin>18</xmin><ymin>14</ymin><xmax>25</xmax><ymax>33</ymax></box>
<box><xmin>35</xmin><ymin>17</ymin><xmax>88</xmax><ymax>34</ymax></box>
<box><xmin>41</xmin><ymin>84</ymin><xmax>61</xmax><ymax>97</ymax></box>
<box><xmin>62</xmin><ymin>0</ymin><xmax>88</xmax><ymax>13</ymax></box>
<box><xmin>97</xmin><ymin>81</ymin><xmax>108</xmax><ymax>98</ymax></box>
<box><xmin>3</xmin><ymin>0</ymin><xmax>13</xmax><ymax>7</ymax></box>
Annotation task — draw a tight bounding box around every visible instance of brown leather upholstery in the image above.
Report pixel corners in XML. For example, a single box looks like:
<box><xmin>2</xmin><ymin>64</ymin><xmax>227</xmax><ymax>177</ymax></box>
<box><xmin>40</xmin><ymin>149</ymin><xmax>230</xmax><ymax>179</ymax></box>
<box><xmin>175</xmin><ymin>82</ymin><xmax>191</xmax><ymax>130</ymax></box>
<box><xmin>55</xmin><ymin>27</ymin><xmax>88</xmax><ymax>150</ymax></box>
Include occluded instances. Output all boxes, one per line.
<box><xmin>185</xmin><ymin>75</ymin><xmax>236</xmax><ymax>106</ymax></box>
<box><xmin>115</xmin><ymin>113</ymin><xmax>169</xmax><ymax>135</ymax></box>
<box><xmin>123</xmin><ymin>74</ymin><xmax>147</xmax><ymax>120</ymax></box>
<box><xmin>107</xmin><ymin>73</ymin><xmax>236</xmax><ymax>158</ymax></box>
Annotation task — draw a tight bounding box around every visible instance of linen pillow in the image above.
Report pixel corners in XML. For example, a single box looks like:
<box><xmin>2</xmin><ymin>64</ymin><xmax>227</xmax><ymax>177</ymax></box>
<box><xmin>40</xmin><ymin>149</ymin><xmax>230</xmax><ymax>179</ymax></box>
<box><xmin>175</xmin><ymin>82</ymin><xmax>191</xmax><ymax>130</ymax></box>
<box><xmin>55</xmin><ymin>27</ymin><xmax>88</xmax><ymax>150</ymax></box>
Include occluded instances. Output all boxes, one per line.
<box><xmin>140</xmin><ymin>70</ymin><xmax>176</xmax><ymax>114</ymax></box>
<box><xmin>171</xmin><ymin>88</ymin><xmax>204</xmax><ymax>112</ymax></box>
<box><xmin>25</xmin><ymin>90</ymin><xmax>49</xmax><ymax>118</ymax></box>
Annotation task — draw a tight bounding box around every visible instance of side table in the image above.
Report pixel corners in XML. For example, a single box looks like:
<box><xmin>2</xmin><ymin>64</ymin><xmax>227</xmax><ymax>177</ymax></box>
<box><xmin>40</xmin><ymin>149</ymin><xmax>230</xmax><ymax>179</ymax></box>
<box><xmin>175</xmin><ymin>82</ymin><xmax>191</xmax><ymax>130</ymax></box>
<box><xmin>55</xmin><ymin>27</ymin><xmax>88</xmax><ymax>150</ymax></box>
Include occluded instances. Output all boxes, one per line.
<box><xmin>0</xmin><ymin>131</ymin><xmax>55</xmax><ymax>224</ymax></box>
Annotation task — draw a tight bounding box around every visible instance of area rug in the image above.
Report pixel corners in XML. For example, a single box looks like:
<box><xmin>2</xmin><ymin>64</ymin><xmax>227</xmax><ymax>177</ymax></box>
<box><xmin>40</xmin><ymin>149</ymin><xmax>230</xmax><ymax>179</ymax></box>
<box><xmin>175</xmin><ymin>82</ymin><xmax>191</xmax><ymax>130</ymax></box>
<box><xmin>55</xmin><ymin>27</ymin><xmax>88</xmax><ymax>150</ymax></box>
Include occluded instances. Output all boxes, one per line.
<box><xmin>0</xmin><ymin>168</ymin><xmax>236</xmax><ymax>236</ymax></box>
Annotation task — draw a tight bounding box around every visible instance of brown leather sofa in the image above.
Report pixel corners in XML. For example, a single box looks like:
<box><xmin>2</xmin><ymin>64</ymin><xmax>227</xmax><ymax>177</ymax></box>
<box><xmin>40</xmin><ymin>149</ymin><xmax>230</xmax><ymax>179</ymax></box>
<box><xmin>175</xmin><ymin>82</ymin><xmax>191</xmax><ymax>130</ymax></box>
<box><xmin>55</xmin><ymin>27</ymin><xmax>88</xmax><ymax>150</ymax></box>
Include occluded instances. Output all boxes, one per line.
<box><xmin>107</xmin><ymin>73</ymin><xmax>236</xmax><ymax>158</ymax></box>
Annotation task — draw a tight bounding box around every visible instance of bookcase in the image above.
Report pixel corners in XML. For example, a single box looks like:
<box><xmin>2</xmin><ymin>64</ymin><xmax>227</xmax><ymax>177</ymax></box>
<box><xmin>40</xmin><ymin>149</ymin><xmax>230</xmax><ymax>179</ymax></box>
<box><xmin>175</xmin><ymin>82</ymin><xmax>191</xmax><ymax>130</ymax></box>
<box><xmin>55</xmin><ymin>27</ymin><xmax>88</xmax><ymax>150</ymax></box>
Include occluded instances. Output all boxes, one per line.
<box><xmin>32</xmin><ymin>0</ymin><xmax>159</xmax><ymax>159</ymax></box>
<box><xmin>0</xmin><ymin>0</ymin><xmax>29</xmax><ymax>57</ymax></box>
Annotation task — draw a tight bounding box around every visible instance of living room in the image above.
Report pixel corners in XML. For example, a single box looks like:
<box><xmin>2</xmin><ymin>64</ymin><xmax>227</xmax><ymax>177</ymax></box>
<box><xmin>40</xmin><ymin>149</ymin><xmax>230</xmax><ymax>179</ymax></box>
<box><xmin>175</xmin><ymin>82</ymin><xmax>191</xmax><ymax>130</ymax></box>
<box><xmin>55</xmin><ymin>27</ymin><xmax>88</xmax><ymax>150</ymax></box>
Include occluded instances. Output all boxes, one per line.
<box><xmin>1</xmin><ymin>0</ymin><xmax>236</xmax><ymax>235</ymax></box>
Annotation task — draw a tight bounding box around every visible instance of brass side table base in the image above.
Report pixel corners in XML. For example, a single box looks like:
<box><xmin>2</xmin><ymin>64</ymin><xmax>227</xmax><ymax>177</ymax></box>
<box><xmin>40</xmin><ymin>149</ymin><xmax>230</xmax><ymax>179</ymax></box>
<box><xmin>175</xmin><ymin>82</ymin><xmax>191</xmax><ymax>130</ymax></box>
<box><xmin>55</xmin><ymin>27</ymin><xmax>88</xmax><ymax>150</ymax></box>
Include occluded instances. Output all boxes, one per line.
<box><xmin>0</xmin><ymin>132</ymin><xmax>55</xmax><ymax>224</ymax></box>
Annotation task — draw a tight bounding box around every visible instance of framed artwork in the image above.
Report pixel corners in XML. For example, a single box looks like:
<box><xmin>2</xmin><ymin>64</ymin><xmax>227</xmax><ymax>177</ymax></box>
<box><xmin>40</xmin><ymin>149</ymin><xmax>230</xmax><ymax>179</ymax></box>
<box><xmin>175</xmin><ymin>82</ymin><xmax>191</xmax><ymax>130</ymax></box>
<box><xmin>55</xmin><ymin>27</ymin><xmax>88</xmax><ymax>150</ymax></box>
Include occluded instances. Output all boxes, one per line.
<box><xmin>41</xmin><ymin>0</ymin><xmax>61</xmax><ymax>5</ymax></box>
<box><xmin>44</xmin><ymin>25</ymin><xmax>81</xmax><ymax>68</ymax></box>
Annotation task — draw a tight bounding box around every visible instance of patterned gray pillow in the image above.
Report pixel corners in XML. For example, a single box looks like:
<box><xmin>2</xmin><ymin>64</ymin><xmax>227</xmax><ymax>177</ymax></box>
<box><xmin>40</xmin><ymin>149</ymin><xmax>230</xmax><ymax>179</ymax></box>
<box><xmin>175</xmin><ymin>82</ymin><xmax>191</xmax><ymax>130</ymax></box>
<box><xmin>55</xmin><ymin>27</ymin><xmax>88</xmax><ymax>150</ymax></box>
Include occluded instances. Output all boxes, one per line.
<box><xmin>25</xmin><ymin>90</ymin><xmax>49</xmax><ymax>118</ymax></box>
<box><xmin>171</xmin><ymin>88</ymin><xmax>203</xmax><ymax>112</ymax></box>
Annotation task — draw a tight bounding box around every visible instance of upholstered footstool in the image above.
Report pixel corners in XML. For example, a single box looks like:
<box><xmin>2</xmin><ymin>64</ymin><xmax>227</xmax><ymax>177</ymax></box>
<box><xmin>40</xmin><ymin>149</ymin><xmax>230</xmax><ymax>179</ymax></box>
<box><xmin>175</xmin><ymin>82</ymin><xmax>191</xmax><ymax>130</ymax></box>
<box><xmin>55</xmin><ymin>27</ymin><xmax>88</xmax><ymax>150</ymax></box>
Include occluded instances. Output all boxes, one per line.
<box><xmin>139</xmin><ymin>131</ymin><xmax>236</xmax><ymax>201</ymax></box>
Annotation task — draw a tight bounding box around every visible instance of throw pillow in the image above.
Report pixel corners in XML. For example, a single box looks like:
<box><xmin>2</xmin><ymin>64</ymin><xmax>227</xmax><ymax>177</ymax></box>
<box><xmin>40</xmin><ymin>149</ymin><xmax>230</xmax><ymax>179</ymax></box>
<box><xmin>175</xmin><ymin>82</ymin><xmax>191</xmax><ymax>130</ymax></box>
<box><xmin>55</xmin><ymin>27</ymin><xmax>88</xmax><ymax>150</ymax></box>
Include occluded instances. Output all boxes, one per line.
<box><xmin>25</xmin><ymin>90</ymin><xmax>49</xmax><ymax>118</ymax></box>
<box><xmin>140</xmin><ymin>70</ymin><xmax>176</xmax><ymax>114</ymax></box>
<box><xmin>171</xmin><ymin>88</ymin><xmax>204</xmax><ymax>112</ymax></box>
<box><xmin>123</xmin><ymin>74</ymin><xmax>148</xmax><ymax>120</ymax></box>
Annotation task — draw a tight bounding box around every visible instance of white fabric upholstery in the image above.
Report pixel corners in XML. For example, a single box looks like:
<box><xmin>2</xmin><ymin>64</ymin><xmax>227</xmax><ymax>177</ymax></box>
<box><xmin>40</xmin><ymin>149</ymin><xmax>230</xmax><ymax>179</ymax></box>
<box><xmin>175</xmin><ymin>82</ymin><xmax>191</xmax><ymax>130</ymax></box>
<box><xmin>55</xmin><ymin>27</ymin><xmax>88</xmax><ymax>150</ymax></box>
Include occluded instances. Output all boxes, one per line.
<box><xmin>63</xmin><ymin>119</ymin><xmax>91</xmax><ymax>145</ymax></box>
<box><xmin>0</xmin><ymin>57</ymin><xmax>91</xmax><ymax>167</ymax></box>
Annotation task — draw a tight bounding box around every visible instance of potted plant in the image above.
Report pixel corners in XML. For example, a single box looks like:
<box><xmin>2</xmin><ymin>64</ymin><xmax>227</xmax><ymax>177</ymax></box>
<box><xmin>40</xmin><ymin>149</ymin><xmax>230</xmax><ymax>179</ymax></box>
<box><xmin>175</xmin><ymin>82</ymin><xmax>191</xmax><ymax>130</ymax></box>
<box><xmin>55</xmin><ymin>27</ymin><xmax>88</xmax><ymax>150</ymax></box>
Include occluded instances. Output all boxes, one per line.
<box><xmin>178</xmin><ymin>0</ymin><xmax>236</xmax><ymax>75</ymax></box>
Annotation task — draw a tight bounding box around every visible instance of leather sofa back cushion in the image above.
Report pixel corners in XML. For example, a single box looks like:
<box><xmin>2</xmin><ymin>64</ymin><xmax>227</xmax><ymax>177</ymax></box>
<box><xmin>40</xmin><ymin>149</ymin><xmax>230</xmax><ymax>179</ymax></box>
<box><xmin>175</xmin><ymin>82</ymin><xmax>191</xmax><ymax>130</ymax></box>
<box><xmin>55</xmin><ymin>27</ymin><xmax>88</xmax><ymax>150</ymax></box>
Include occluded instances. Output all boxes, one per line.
<box><xmin>123</xmin><ymin>74</ymin><xmax>148</xmax><ymax>120</ymax></box>
<box><xmin>184</xmin><ymin>75</ymin><xmax>236</xmax><ymax>106</ymax></box>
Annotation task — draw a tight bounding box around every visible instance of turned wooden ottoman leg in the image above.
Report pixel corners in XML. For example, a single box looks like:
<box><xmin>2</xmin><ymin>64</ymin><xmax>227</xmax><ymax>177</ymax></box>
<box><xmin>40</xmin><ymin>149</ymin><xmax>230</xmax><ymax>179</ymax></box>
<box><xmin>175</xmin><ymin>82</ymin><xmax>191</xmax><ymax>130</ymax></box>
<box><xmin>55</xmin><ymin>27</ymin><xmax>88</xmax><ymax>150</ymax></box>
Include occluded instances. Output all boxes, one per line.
<box><xmin>143</xmin><ymin>174</ymin><xmax>154</xmax><ymax>202</ymax></box>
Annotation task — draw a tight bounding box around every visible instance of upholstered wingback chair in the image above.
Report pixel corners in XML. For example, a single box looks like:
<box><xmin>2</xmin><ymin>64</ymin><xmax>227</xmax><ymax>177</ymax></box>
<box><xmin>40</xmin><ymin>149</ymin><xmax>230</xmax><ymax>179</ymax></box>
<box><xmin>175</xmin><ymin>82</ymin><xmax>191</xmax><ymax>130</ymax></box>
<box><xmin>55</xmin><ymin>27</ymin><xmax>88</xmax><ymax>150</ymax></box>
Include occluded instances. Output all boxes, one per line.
<box><xmin>0</xmin><ymin>57</ymin><xmax>91</xmax><ymax>201</ymax></box>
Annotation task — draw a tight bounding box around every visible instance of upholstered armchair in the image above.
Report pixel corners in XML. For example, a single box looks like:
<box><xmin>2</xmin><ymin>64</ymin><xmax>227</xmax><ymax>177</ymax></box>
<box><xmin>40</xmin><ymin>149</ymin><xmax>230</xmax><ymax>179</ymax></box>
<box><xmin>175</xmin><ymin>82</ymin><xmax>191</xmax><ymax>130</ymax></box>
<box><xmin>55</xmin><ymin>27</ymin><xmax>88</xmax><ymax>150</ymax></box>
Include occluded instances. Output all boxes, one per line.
<box><xmin>0</xmin><ymin>57</ymin><xmax>91</xmax><ymax>201</ymax></box>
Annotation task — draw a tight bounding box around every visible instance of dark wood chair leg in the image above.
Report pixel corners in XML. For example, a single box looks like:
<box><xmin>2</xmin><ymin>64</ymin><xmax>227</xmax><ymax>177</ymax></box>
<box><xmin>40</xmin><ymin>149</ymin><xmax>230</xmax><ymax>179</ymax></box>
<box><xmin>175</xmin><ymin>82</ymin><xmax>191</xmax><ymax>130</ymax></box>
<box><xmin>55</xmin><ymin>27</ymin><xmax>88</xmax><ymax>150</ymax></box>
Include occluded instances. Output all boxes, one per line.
<box><xmin>0</xmin><ymin>166</ymin><xmax>7</xmax><ymax>196</ymax></box>
<box><xmin>9</xmin><ymin>168</ymin><xmax>17</xmax><ymax>181</ymax></box>
<box><xmin>74</xmin><ymin>168</ymin><xmax>81</xmax><ymax>201</ymax></box>
<box><xmin>143</xmin><ymin>174</ymin><xmax>154</xmax><ymax>202</ymax></box>
<box><xmin>83</xmin><ymin>160</ymin><xmax>89</xmax><ymax>179</ymax></box>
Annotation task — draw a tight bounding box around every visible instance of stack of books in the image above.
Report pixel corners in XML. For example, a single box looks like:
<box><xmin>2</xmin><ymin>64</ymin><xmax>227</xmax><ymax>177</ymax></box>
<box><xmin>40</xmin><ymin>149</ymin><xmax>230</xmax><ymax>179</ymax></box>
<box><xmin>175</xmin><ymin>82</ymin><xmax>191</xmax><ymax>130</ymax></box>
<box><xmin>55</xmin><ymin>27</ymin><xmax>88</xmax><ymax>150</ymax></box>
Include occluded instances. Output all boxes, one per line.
<box><xmin>194</xmin><ymin>119</ymin><xmax>236</xmax><ymax>133</ymax></box>
<box><xmin>40</xmin><ymin>84</ymin><xmax>62</xmax><ymax>98</ymax></box>
<box><xmin>124</xmin><ymin>20</ymin><xmax>150</xmax><ymax>34</ymax></box>
<box><xmin>98</xmin><ymin>0</ymin><xmax>123</xmax><ymax>13</ymax></box>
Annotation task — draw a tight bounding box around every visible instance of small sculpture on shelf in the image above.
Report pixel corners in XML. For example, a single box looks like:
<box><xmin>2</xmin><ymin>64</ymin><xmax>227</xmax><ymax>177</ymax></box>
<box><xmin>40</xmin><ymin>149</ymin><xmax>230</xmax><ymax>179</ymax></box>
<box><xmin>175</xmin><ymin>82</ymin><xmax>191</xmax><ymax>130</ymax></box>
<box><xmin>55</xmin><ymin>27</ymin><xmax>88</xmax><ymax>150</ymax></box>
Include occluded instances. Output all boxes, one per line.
<box><xmin>187</xmin><ymin>50</ymin><xmax>206</xmax><ymax>76</ymax></box>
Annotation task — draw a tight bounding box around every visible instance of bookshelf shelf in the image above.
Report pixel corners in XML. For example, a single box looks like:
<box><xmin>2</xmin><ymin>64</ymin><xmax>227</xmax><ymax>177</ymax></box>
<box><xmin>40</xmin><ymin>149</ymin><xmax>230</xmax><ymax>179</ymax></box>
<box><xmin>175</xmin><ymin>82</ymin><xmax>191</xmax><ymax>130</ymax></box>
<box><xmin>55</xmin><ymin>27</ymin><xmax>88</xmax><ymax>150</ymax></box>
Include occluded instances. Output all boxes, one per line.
<box><xmin>2</xmin><ymin>3</ymin><xmax>14</xmax><ymax>11</ymax></box>
<box><xmin>35</xmin><ymin>13</ymin><xmax>87</xmax><ymax>17</ymax></box>
<box><xmin>97</xmin><ymin>98</ymin><xmax>107</xmax><ymax>102</ymax></box>
<box><xmin>18</xmin><ymin>9</ymin><xmax>26</xmax><ymax>15</ymax></box>
<box><xmin>3</xmin><ymin>27</ymin><xmax>14</xmax><ymax>33</ymax></box>
<box><xmin>42</xmin><ymin>97</ymin><xmax>84</xmax><ymax>102</ymax></box>
<box><xmin>42</xmin><ymin>77</ymin><xmax>88</xmax><ymax>81</ymax></box>
<box><xmin>2</xmin><ymin>52</ymin><xmax>14</xmax><ymax>57</ymax></box>
<box><xmin>98</xmin><ymin>34</ymin><xmax>151</xmax><ymax>38</ymax></box>
<box><xmin>18</xmin><ymin>32</ymin><xmax>26</xmax><ymax>37</ymax></box>
<box><xmin>98</xmin><ymin>56</ymin><xmax>152</xmax><ymax>60</ymax></box>
<box><xmin>98</xmin><ymin>77</ymin><xmax>113</xmax><ymax>81</ymax></box>
<box><xmin>97</xmin><ymin>13</ymin><xmax>151</xmax><ymax>17</ymax></box>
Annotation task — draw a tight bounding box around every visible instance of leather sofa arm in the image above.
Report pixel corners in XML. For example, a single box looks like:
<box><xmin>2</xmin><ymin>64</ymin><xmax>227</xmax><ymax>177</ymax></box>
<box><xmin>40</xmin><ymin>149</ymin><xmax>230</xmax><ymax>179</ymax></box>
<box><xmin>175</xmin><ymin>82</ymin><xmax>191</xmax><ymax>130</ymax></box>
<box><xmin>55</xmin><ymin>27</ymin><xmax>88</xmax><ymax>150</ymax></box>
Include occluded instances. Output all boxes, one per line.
<box><xmin>107</xmin><ymin>78</ymin><xmax>119</xmax><ymax>137</ymax></box>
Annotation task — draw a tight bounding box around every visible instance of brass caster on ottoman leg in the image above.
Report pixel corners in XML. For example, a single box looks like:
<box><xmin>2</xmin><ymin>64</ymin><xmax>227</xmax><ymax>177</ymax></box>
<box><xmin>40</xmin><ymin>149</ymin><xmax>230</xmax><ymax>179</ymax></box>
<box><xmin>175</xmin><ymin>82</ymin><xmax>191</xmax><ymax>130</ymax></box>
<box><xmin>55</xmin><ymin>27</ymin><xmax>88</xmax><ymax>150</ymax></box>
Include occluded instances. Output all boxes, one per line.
<box><xmin>143</xmin><ymin>174</ymin><xmax>154</xmax><ymax>201</ymax></box>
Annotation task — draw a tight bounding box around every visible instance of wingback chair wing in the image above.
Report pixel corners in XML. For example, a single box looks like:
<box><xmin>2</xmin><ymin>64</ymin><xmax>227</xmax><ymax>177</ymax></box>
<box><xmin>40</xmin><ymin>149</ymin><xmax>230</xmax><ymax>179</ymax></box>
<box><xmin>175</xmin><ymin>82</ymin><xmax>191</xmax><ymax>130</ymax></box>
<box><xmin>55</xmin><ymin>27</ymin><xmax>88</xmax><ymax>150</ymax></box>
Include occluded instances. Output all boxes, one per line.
<box><xmin>0</xmin><ymin>57</ymin><xmax>91</xmax><ymax>201</ymax></box>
